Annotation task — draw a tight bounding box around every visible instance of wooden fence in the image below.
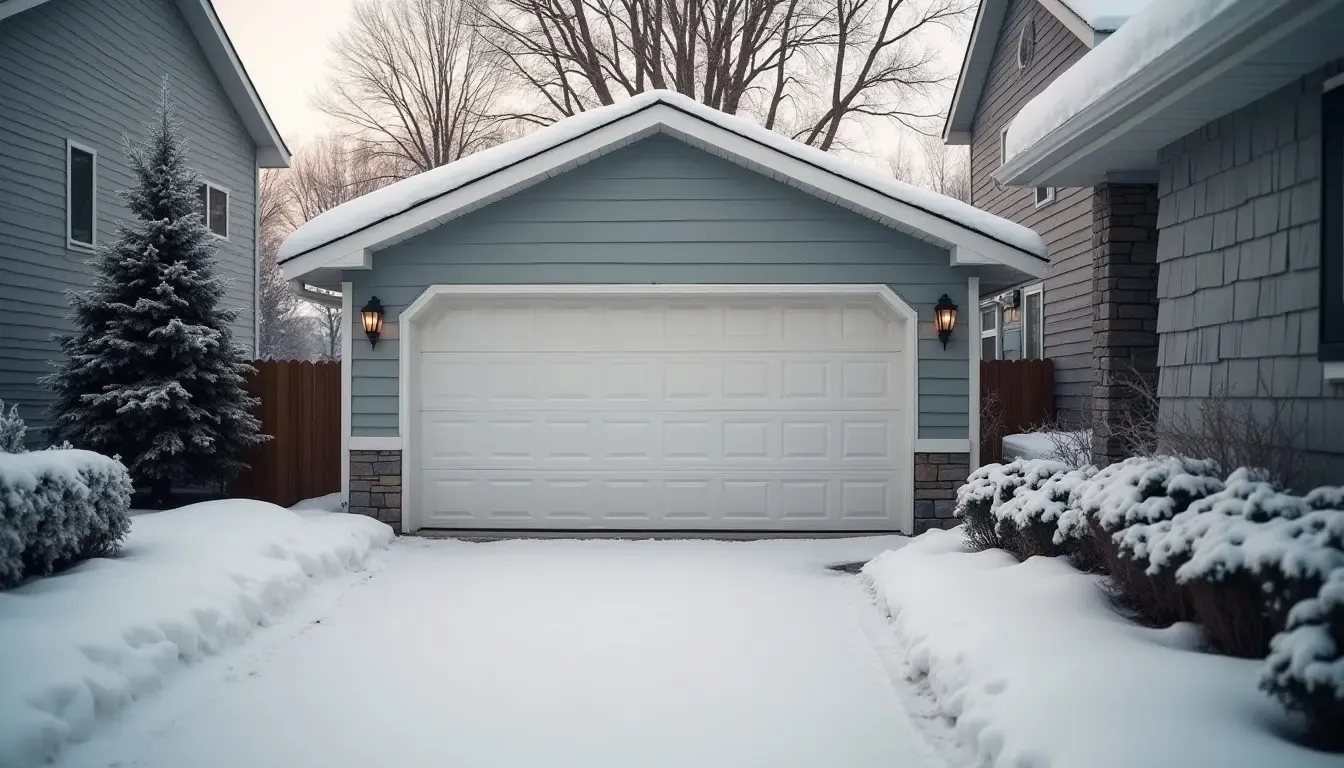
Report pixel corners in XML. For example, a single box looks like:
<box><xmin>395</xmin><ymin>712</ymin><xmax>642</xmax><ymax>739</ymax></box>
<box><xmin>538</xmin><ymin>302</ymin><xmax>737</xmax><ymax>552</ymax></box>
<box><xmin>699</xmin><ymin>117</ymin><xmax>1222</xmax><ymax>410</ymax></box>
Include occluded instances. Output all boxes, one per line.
<box><xmin>981</xmin><ymin>358</ymin><xmax>1055</xmax><ymax>465</ymax></box>
<box><xmin>231</xmin><ymin>360</ymin><xmax>341</xmax><ymax>507</ymax></box>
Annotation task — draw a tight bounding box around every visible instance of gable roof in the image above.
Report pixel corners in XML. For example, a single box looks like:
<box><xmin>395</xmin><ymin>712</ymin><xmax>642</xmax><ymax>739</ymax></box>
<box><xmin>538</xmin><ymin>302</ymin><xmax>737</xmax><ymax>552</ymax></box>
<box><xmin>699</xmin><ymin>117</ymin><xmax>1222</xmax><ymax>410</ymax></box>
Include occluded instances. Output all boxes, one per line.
<box><xmin>943</xmin><ymin>0</ymin><xmax>1152</xmax><ymax>144</ymax></box>
<box><xmin>279</xmin><ymin>90</ymin><xmax>1048</xmax><ymax>287</ymax></box>
<box><xmin>0</xmin><ymin>0</ymin><xmax>290</xmax><ymax>167</ymax></box>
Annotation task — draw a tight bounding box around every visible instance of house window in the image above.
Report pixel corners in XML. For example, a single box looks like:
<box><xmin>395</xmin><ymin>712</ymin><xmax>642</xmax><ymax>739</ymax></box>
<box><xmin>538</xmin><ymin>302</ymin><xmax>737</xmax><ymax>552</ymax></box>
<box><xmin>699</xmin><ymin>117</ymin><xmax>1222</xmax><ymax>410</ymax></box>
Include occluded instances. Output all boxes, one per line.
<box><xmin>1024</xmin><ymin>285</ymin><xmax>1044</xmax><ymax>359</ymax></box>
<box><xmin>1000</xmin><ymin>124</ymin><xmax>1010</xmax><ymax>167</ymax></box>
<box><xmin>981</xmin><ymin>307</ymin><xmax>998</xmax><ymax>361</ymax></box>
<box><xmin>198</xmin><ymin>182</ymin><xmax>229</xmax><ymax>239</ymax></box>
<box><xmin>67</xmin><ymin>140</ymin><xmax>96</xmax><ymax>249</ymax></box>
<box><xmin>1322</xmin><ymin>75</ymin><xmax>1343</xmax><ymax>371</ymax></box>
<box><xmin>1017</xmin><ymin>18</ymin><xmax>1035</xmax><ymax>70</ymax></box>
<box><xmin>1035</xmin><ymin>186</ymin><xmax>1055</xmax><ymax>207</ymax></box>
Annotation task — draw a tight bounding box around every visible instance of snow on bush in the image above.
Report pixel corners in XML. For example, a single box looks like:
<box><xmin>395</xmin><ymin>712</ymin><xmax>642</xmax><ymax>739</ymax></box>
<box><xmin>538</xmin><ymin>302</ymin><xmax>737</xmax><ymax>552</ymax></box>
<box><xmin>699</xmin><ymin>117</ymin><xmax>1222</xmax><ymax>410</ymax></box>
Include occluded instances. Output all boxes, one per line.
<box><xmin>995</xmin><ymin>465</ymin><xmax>1096</xmax><ymax>559</ymax></box>
<box><xmin>0</xmin><ymin>449</ymin><xmax>132</xmax><ymax>589</ymax></box>
<box><xmin>956</xmin><ymin>459</ymin><xmax>1067</xmax><ymax>551</ymax></box>
<box><xmin>0</xmin><ymin>399</ymin><xmax>26</xmax><ymax>453</ymax></box>
<box><xmin>863</xmin><ymin>529</ymin><xmax>1342</xmax><ymax>768</ymax></box>
<box><xmin>0</xmin><ymin>499</ymin><xmax>394</xmax><ymax>768</ymax></box>
<box><xmin>1261</xmin><ymin>567</ymin><xmax>1344</xmax><ymax>750</ymax></box>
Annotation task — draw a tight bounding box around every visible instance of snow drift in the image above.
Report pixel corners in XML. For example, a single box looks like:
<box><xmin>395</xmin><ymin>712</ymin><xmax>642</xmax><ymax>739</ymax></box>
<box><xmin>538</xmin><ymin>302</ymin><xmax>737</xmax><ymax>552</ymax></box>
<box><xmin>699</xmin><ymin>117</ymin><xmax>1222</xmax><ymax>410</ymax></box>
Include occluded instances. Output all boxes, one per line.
<box><xmin>0</xmin><ymin>499</ymin><xmax>393</xmax><ymax>768</ymax></box>
<box><xmin>863</xmin><ymin>529</ymin><xmax>1341</xmax><ymax>768</ymax></box>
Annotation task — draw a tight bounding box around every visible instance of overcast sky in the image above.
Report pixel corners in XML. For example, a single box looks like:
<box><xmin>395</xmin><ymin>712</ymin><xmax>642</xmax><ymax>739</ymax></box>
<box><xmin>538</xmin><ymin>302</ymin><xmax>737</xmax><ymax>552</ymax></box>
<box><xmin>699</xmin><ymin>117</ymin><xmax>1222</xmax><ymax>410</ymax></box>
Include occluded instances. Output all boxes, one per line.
<box><xmin>214</xmin><ymin>0</ymin><xmax>969</xmax><ymax>164</ymax></box>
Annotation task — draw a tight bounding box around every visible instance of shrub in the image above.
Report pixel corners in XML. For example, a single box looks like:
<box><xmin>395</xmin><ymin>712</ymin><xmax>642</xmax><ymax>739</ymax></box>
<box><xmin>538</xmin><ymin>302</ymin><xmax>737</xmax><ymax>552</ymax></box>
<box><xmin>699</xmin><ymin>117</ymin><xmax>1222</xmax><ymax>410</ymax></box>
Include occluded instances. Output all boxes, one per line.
<box><xmin>995</xmin><ymin>465</ymin><xmax>1096</xmax><ymax>560</ymax></box>
<box><xmin>0</xmin><ymin>399</ymin><xmax>25</xmax><ymax>454</ymax></box>
<box><xmin>0</xmin><ymin>449</ymin><xmax>132</xmax><ymax>588</ymax></box>
<box><xmin>1060</xmin><ymin>456</ymin><xmax>1224</xmax><ymax>624</ymax></box>
<box><xmin>1261</xmin><ymin>567</ymin><xmax>1344</xmax><ymax>750</ymax></box>
<box><xmin>957</xmin><ymin>459</ymin><xmax>1067</xmax><ymax>552</ymax></box>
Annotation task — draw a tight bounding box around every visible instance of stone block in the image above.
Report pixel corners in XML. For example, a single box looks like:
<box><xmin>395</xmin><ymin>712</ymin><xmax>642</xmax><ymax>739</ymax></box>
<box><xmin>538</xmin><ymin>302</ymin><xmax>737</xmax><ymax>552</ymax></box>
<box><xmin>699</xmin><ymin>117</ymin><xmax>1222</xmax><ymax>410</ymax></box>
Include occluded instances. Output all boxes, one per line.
<box><xmin>915</xmin><ymin>500</ymin><xmax>934</xmax><ymax>520</ymax></box>
<box><xmin>349</xmin><ymin>492</ymin><xmax>370</xmax><ymax>507</ymax></box>
<box><xmin>937</xmin><ymin>466</ymin><xmax>966</xmax><ymax>482</ymax></box>
<box><xmin>350</xmin><ymin>462</ymin><xmax>374</xmax><ymax>477</ymax></box>
<box><xmin>349</xmin><ymin>480</ymin><xmax>371</xmax><ymax>492</ymax></box>
<box><xmin>915</xmin><ymin>463</ymin><xmax>938</xmax><ymax>482</ymax></box>
<box><xmin>934</xmin><ymin>500</ymin><xmax>956</xmax><ymax>519</ymax></box>
<box><xmin>378</xmin><ymin>475</ymin><xmax>401</xmax><ymax>486</ymax></box>
<box><xmin>386</xmin><ymin>493</ymin><xmax>401</xmax><ymax>507</ymax></box>
<box><xmin>373</xmin><ymin>461</ymin><xmax>401</xmax><ymax>474</ymax></box>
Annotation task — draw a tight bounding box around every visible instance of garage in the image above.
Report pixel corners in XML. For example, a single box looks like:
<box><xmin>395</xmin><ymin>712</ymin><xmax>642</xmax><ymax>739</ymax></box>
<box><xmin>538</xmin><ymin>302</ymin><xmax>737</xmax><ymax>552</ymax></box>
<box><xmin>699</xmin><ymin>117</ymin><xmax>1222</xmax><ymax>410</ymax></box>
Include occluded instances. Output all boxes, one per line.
<box><xmin>404</xmin><ymin>287</ymin><xmax>918</xmax><ymax>532</ymax></box>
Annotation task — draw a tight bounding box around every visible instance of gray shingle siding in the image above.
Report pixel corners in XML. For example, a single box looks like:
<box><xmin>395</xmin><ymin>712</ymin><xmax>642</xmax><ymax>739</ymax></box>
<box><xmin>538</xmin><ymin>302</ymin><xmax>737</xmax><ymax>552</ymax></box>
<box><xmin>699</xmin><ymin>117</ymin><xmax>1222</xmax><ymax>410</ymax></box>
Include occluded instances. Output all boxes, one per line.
<box><xmin>0</xmin><ymin>0</ymin><xmax>259</xmax><ymax>436</ymax></box>
<box><xmin>1155</xmin><ymin>61</ymin><xmax>1344</xmax><ymax>487</ymax></box>
<box><xmin>968</xmin><ymin>0</ymin><xmax>1095</xmax><ymax>420</ymax></box>
<box><xmin>346</xmin><ymin>135</ymin><xmax>975</xmax><ymax>440</ymax></box>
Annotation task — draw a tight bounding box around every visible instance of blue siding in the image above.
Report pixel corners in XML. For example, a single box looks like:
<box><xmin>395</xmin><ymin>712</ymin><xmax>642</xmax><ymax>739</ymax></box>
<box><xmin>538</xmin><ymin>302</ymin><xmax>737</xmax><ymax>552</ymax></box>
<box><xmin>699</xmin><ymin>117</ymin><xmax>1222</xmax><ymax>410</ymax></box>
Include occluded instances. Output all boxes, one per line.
<box><xmin>0</xmin><ymin>0</ymin><xmax>259</xmax><ymax>437</ymax></box>
<box><xmin>347</xmin><ymin>135</ymin><xmax>973</xmax><ymax>439</ymax></box>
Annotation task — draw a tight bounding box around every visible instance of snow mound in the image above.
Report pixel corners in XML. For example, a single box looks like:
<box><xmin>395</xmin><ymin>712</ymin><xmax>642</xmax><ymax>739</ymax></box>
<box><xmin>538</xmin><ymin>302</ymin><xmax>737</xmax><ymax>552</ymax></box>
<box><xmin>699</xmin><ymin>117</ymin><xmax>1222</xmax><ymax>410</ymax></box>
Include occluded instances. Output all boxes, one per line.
<box><xmin>279</xmin><ymin>90</ymin><xmax>1047</xmax><ymax>266</ymax></box>
<box><xmin>0</xmin><ymin>499</ymin><xmax>393</xmax><ymax>768</ymax></box>
<box><xmin>1058</xmin><ymin>0</ymin><xmax>1153</xmax><ymax>31</ymax></box>
<box><xmin>863</xmin><ymin>529</ymin><xmax>1342</xmax><ymax>768</ymax></box>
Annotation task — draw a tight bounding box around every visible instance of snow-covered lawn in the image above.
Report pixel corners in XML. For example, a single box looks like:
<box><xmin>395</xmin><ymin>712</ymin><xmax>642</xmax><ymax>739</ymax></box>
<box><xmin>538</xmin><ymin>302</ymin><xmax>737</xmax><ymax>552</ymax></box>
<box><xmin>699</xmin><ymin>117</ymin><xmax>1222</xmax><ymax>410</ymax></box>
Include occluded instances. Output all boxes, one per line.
<box><xmin>42</xmin><ymin>535</ymin><xmax>958</xmax><ymax>768</ymax></box>
<box><xmin>864</xmin><ymin>529</ymin><xmax>1340</xmax><ymax>768</ymax></box>
<box><xmin>0</xmin><ymin>498</ymin><xmax>393</xmax><ymax>768</ymax></box>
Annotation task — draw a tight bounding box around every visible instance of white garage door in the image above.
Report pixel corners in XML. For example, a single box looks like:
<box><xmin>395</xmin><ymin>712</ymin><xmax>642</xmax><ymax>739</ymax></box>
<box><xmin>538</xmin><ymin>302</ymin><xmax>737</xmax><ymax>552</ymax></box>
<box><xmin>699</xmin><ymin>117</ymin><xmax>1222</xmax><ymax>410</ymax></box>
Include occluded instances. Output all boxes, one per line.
<box><xmin>411</xmin><ymin>293</ymin><xmax>912</xmax><ymax>530</ymax></box>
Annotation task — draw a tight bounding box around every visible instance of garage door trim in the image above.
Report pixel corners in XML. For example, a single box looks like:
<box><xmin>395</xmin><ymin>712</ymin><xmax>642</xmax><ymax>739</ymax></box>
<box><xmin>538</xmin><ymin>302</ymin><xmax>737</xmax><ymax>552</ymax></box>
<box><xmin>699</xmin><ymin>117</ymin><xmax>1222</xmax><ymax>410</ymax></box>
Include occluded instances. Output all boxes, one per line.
<box><xmin>398</xmin><ymin>284</ymin><xmax>920</xmax><ymax>534</ymax></box>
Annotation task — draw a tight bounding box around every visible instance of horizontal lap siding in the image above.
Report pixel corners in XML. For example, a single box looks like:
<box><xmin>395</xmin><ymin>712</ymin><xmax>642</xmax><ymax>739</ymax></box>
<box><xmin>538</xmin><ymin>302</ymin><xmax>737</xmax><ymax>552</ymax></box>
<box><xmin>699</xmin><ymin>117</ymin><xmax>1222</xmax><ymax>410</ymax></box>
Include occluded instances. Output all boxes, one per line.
<box><xmin>1155</xmin><ymin>63</ymin><xmax>1344</xmax><ymax>487</ymax></box>
<box><xmin>0</xmin><ymin>0</ymin><xmax>258</xmax><ymax>435</ymax></box>
<box><xmin>968</xmin><ymin>0</ymin><xmax>1094</xmax><ymax>420</ymax></box>
<box><xmin>348</xmin><ymin>135</ymin><xmax>973</xmax><ymax>440</ymax></box>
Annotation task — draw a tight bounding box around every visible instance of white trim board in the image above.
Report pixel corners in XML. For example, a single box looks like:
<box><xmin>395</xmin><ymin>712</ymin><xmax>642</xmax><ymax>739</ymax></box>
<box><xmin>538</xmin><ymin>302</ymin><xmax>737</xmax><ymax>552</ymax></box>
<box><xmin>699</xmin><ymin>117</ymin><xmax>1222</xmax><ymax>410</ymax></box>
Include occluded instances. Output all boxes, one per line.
<box><xmin>339</xmin><ymin>282</ymin><xmax>352</xmax><ymax>508</ymax></box>
<box><xmin>280</xmin><ymin>101</ymin><xmax>1047</xmax><ymax>283</ymax></box>
<box><xmin>396</xmin><ymin>284</ymin><xmax>923</xmax><ymax>535</ymax></box>
<box><xmin>915</xmin><ymin>439</ymin><xmax>973</xmax><ymax>454</ymax></box>
<box><xmin>350</xmin><ymin>436</ymin><xmax>402</xmax><ymax>451</ymax></box>
<box><xmin>968</xmin><ymin>276</ymin><xmax>982</xmax><ymax>470</ymax></box>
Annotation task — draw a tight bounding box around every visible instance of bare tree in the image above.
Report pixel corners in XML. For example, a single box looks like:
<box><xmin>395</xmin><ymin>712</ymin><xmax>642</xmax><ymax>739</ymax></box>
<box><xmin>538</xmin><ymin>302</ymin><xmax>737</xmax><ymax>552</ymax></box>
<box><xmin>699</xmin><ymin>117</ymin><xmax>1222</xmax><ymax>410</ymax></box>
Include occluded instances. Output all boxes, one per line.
<box><xmin>313</xmin><ymin>304</ymin><xmax>343</xmax><ymax>361</ymax></box>
<box><xmin>474</xmin><ymin>0</ymin><xmax>970</xmax><ymax>150</ymax></box>
<box><xmin>318</xmin><ymin>0</ymin><xmax>509</xmax><ymax>174</ymax></box>
<box><xmin>284</xmin><ymin>135</ymin><xmax>401</xmax><ymax>228</ymax></box>
<box><xmin>918</xmin><ymin>132</ymin><xmax>969</xmax><ymax>201</ymax></box>
<box><xmin>257</xmin><ymin>170</ymin><xmax>319</xmax><ymax>360</ymax></box>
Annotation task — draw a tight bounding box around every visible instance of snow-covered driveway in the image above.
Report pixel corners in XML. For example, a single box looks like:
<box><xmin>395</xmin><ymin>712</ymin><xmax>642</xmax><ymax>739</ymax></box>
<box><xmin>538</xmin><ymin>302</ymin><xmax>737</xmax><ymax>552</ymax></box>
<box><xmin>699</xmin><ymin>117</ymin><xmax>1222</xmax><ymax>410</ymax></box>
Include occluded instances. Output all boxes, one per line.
<box><xmin>55</xmin><ymin>536</ymin><xmax>954</xmax><ymax>768</ymax></box>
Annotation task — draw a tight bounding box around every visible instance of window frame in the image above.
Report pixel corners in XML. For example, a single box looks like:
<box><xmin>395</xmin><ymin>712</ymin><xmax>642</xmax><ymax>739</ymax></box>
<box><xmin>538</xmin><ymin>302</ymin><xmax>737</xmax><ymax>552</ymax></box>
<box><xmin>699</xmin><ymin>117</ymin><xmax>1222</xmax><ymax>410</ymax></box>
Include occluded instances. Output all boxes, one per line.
<box><xmin>1000</xmin><ymin>124</ymin><xmax>1010</xmax><ymax>167</ymax></box>
<box><xmin>66</xmin><ymin>139</ymin><xmax>97</xmax><ymax>251</ymax></box>
<box><xmin>979</xmin><ymin>282</ymin><xmax>1045</xmax><ymax>361</ymax></box>
<box><xmin>1016</xmin><ymin>18</ymin><xmax>1035</xmax><ymax>71</ymax></box>
<box><xmin>1023</xmin><ymin>282</ymin><xmax>1045</xmax><ymax>359</ymax></box>
<box><xmin>199</xmin><ymin>181</ymin><xmax>231</xmax><ymax>241</ymax></box>
<box><xmin>980</xmin><ymin>305</ymin><xmax>1000</xmax><ymax>361</ymax></box>
<box><xmin>1322</xmin><ymin>74</ymin><xmax>1344</xmax><ymax>375</ymax></box>
<box><xmin>1034</xmin><ymin>186</ymin><xmax>1055</xmax><ymax>207</ymax></box>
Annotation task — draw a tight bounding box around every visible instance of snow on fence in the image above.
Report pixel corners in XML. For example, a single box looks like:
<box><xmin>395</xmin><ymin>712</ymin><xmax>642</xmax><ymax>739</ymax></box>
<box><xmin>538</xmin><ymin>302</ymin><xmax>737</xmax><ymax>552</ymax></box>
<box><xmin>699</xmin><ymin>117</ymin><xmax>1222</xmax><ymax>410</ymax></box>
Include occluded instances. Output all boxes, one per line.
<box><xmin>981</xmin><ymin>359</ymin><xmax>1054</xmax><ymax>465</ymax></box>
<box><xmin>231</xmin><ymin>360</ymin><xmax>340</xmax><ymax>507</ymax></box>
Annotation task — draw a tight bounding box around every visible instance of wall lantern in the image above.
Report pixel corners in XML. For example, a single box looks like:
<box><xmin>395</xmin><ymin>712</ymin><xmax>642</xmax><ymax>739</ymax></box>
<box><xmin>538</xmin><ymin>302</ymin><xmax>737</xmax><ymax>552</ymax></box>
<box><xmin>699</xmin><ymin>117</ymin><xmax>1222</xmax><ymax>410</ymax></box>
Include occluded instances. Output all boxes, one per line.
<box><xmin>934</xmin><ymin>294</ymin><xmax>959</xmax><ymax>350</ymax></box>
<box><xmin>360</xmin><ymin>296</ymin><xmax>385</xmax><ymax>349</ymax></box>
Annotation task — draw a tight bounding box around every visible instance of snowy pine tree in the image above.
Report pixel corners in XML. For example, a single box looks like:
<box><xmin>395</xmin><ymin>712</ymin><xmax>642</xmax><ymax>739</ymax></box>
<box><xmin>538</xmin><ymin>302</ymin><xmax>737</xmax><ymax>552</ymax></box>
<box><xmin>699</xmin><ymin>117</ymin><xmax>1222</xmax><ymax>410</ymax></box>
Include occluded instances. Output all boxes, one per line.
<box><xmin>45</xmin><ymin>82</ymin><xmax>265</xmax><ymax>499</ymax></box>
<box><xmin>0</xmin><ymin>400</ymin><xmax>26</xmax><ymax>453</ymax></box>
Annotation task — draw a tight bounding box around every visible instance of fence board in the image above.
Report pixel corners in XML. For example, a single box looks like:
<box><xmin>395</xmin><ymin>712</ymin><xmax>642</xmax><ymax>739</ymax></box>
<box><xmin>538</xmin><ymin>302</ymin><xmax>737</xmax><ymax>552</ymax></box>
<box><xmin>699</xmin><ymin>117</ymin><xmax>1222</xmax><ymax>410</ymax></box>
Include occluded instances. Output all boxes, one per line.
<box><xmin>981</xmin><ymin>359</ymin><xmax>1055</xmax><ymax>465</ymax></box>
<box><xmin>231</xmin><ymin>360</ymin><xmax>341</xmax><ymax>507</ymax></box>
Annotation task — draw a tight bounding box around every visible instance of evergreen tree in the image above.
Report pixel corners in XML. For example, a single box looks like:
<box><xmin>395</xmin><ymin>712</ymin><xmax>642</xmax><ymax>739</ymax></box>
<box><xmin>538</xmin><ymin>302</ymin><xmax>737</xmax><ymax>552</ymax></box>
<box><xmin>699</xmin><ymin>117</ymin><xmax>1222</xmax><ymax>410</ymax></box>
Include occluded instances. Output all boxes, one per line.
<box><xmin>45</xmin><ymin>82</ymin><xmax>265</xmax><ymax>500</ymax></box>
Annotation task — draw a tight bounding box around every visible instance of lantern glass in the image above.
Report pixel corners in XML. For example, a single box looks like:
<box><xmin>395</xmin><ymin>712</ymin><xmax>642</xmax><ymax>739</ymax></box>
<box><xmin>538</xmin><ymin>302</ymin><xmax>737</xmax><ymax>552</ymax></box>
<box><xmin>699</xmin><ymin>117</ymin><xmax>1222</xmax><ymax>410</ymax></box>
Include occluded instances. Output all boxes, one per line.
<box><xmin>935</xmin><ymin>307</ymin><xmax>957</xmax><ymax>334</ymax></box>
<box><xmin>361</xmin><ymin>308</ymin><xmax>382</xmax><ymax>335</ymax></box>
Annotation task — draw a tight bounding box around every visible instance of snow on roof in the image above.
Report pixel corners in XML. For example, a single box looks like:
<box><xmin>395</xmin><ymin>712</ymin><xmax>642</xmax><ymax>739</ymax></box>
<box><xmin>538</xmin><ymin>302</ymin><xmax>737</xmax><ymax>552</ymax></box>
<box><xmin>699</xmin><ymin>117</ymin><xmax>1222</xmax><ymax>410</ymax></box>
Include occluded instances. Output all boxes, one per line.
<box><xmin>279</xmin><ymin>90</ymin><xmax>1047</xmax><ymax>265</ymax></box>
<box><xmin>1003</xmin><ymin>0</ymin><xmax>1270</xmax><ymax>166</ymax></box>
<box><xmin>1057</xmin><ymin>0</ymin><xmax>1152</xmax><ymax>31</ymax></box>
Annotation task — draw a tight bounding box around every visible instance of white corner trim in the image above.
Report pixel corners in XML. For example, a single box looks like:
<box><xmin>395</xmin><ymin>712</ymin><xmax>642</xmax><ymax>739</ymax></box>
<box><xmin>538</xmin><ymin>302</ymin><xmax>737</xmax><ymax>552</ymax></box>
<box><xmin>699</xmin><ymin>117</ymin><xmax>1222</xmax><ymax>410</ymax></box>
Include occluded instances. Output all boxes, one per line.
<box><xmin>1034</xmin><ymin>0</ymin><xmax>1105</xmax><ymax>46</ymax></box>
<box><xmin>1324</xmin><ymin>362</ymin><xmax>1344</xmax><ymax>382</ymax></box>
<box><xmin>397</xmin><ymin>284</ymin><xmax>922</xmax><ymax>535</ymax></box>
<box><xmin>1325</xmin><ymin>72</ymin><xmax>1344</xmax><ymax>93</ymax></box>
<box><xmin>253</xmin><ymin>161</ymin><xmax>261</xmax><ymax>356</ymax></box>
<box><xmin>282</xmin><ymin>103</ymin><xmax>1047</xmax><ymax>283</ymax></box>
<box><xmin>968</xmin><ymin>276</ymin><xmax>982</xmax><ymax>470</ymax></box>
<box><xmin>340</xmin><ymin>282</ymin><xmax>353</xmax><ymax>508</ymax></box>
<box><xmin>915</xmin><ymin>439</ymin><xmax>973</xmax><ymax>453</ymax></box>
<box><xmin>350</xmin><ymin>436</ymin><xmax>403</xmax><ymax>450</ymax></box>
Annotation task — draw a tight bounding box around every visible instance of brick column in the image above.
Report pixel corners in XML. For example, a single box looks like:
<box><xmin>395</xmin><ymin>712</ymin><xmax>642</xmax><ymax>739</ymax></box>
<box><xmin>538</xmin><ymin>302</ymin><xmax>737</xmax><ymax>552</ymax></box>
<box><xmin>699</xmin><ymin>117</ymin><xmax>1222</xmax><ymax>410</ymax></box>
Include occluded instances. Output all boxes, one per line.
<box><xmin>913</xmin><ymin>452</ymin><xmax>970</xmax><ymax>534</ymax></box>
<box><xmin>1091</xmin><ymin>184</ymin><xmax>1160</xmax><ymax>466</ymax></box>
<box><xmin>349</xmin><ymin>449</ymin><xmax>402</xmax><ymax>527</ymax></box>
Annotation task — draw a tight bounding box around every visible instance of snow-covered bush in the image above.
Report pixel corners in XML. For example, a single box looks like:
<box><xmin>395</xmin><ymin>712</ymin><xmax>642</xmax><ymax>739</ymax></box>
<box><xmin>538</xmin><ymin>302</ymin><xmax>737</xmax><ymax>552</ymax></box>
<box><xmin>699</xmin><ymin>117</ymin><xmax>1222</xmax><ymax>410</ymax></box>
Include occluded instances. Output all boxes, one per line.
<box><xmin>1121</xmin><ymin>471</ymin><xmax>1344</xmax><ymax>656</ymax></box>
<box><xmin>956</xmin><ymin>459</ymin><xmax>1067</xmax><ymax>552</ymax></box>
<box><xmin>995</xmin><ymin>465</ymin><xmax>1096</xmax><ymax>560</ymax></box>
<box><xmin>1261</xmin><ymin>567</ymin><xmax>1344</xmax><ymax>750</ymax></box>
<box><xmin>0</xmin><ymin>400</ymin><xmax>26</xmax><ymax>454</ymax></box>
<box><xmin>1058</xmin><ymin>456</ymin><xmax>1224</xmax><ymax>624</ymax></box>
<box><xmin>0</xmin><ymin>449</ymin><xmax>132</xmax><ymax>588</ymax></box>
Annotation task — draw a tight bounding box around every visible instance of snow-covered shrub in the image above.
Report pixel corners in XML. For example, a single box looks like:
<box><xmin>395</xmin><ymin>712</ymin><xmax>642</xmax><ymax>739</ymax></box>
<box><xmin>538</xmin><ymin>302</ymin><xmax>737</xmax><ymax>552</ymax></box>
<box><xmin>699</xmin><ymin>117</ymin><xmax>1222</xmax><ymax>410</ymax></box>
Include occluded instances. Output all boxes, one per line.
<box><xmin>1261</xmin><ymin>567</ymin><xmax>1344</xmax><ymax>750</ymax></box>
<box><xmin>1059</xmin><ymin>456</ymin><xmax>1224</xmax><ymax>623</ymax></box>
<box><xmin>0</xmin><ymin>449</ymin><xmax>132</xmax><ymax>588</ymax></box>
<box><xmin>995</xmin><ymin>465</ymin><xmax>1096</xmax><ymax>560</ymax></box>
<box><xmin>956</xmin><ymin>459</ymin><xmax>1066</xmax><ymax>551</ymax></box>
<box><xmin>0</xmin><ymin>400</ymin><xmax>26</xmax><ymax>453</ymax></box>
<box><xmin>1123</xmin><ymin>471</ymin><xmax>1344</xmax><ymax>656</ymax></box>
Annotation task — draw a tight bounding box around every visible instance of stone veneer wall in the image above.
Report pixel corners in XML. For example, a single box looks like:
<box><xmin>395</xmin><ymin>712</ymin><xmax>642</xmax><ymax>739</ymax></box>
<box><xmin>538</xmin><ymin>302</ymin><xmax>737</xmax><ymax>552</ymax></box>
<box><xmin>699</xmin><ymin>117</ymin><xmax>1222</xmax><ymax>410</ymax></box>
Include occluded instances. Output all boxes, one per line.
<box><xmin>349</xmin><ymin>450</ymin><xmax>402</xmax><ymax>526</ymax></box>
<box><xmin>913</xmin><ymin>452</ymin><xmax>970</xmax><ymax>534</ymax></box>
<box><xmin>1091</xmin><ymin>183</ymin><xmax>1161</xmax><ymax>466</ymax></box>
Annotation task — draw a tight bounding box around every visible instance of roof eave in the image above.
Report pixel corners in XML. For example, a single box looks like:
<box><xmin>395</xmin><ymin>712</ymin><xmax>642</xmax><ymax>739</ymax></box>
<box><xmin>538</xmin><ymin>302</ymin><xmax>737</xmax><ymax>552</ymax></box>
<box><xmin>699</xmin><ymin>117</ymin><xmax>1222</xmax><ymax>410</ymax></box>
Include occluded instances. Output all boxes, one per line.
<box><xmin>942</xmin><ymin>0</ymin><xmax>1008</xmax><ymax>144</ymax></box>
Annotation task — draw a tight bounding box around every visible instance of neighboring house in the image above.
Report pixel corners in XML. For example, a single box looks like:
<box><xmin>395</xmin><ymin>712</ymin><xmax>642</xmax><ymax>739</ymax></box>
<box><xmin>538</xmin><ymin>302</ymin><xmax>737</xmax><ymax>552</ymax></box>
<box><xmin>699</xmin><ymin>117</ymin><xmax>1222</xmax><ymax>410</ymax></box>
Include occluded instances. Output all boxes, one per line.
<box><xmin>997</xmin><ymin>0</ymin><xmax>1344</xmax><ymax>484</ymax></box>
<box><xmin>944</xmin><ymin>0</ymin><xmax>1151</xmax><ymax>422</ymax></box>
<box><xmin>0</xmin><ymin>0</ymin><xmax>289</xmax><ymax>440</ymax></box>
<box><xmin>279</xmin><ymin>91</ymin><xmax>1047</xmax><ymax>535</ymax></box>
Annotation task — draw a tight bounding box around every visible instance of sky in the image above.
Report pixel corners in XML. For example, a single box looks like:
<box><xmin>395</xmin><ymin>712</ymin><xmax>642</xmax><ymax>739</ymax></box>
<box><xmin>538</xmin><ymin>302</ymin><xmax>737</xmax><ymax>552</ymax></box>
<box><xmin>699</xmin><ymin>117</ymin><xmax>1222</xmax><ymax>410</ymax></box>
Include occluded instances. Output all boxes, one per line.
<box><xmin>214</xmin><ymin>0</ymin><xmax>970</xmax><ymax>164</ymax></box>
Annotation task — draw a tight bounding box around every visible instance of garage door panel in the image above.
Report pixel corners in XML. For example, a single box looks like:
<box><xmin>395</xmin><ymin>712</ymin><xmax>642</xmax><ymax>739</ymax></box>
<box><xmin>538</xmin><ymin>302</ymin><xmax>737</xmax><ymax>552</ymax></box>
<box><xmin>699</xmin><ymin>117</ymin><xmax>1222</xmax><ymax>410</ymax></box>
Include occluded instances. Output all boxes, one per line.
<box><xmin>413</xmin><ymin>295</ymin><xmax>910</xmax><ymax>530</ymax></box>
<box><xmin>419</xmin><ymin>471</ymin><xmax>904</xmax><ymax>529</ymax></box>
